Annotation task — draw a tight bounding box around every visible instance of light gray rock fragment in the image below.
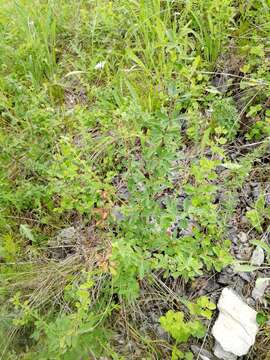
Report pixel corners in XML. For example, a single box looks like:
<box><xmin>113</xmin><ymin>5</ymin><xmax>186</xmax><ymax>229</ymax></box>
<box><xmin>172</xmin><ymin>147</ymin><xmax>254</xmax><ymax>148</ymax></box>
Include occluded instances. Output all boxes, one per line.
<box><xmin>191</xmin><ymin>345</ymin><xmax>213</xmax><ymax>360</ymax></box>
<box><xmin>252</xmin><ymin>277</ymin><xmax>269</xmax><ymax>301</ymax></box>
<box><xmin>213</xmin><ymin>341</ymin><xmax>237</xmax><ymax>360</ymax></box>
<box><xmin>238</xmin><ymin>231</ymin><xmax>248</xmax><ymax>243</ymax></box>
<box><xmin>238</xmin><ymin>271</ymin><xmax>252</xmax><ymax>282</ymax></box>
<box><xmin>111</xmin><ymin>207</ymin><xmax>125</xmax><ymax>221</ymax></box>
<box><xmin>217</xmin><ymin>272</ymin><xmax>233</xmax><ymax>285</ymax></box>
<box><xmin>246</xmin><ymin>297</ymin><xmax>256</xmax><ymax>307</ymax></box>
<box><xmin>251</xmin><ymin>247</ymin><xmax>265</xmax><ymax>266</ymax></box>
<box><xmin>200</xmin><ymin>355</ymin><xmax>211</xmax><ymax>360</ymax></box>
<box><xmin>57</xmin><ymin>226</ymin><xmax>76</xmax><ymax>241</ymax></box>
<box><xmin>212</xmin><ymin>288</ymin><xmax>259</xmax><ymax>358</ymax></box>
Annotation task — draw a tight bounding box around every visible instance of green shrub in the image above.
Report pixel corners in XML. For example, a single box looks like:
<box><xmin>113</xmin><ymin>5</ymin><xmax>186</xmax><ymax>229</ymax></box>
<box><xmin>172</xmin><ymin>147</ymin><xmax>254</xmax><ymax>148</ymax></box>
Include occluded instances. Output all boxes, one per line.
<box><xmin>211</xmin><ymin>98</ymin><xmax>239</xmax><ymax>140</ymax></box>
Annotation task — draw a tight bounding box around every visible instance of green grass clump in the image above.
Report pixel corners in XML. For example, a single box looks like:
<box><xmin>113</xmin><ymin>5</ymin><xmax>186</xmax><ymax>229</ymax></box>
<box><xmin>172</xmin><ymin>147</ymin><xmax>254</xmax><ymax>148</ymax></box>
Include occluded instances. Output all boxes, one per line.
<box><xmin>0</xmin><ymin>0</ymin><xmax>270</xmax><ymax>358</ymax></box>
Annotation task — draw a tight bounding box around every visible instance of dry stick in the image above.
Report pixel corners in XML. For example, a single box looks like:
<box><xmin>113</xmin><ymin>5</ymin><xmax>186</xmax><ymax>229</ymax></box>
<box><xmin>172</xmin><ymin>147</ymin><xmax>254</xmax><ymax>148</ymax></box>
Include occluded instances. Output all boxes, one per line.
<box><xmin>152</xmin><ymin>273</ymin><xmax>182</xmax><ymax>304</ymax></box>
<box><xmin>198</xmin><ymin>70</ymin><xmax>267</xmax><ymax>84</ymax></box>
<box><xmin>237</xmin><ymin>138</ymin><xmax>270</xmax><ymax>149</ymax></box>
<box><xmin>196</xmin><ymin>318</ymin><xmax>213</xmax><ymax>360</ymax></box>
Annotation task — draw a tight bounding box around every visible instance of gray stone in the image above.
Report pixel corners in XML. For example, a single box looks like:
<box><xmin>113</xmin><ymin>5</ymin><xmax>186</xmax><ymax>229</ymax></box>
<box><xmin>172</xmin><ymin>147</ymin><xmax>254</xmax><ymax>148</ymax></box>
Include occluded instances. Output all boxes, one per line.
<box><xmin>240</xmin><ymin>215</ymin><xmax>249</xmax><ymax>225</ymax></box>
<box><xmin>238</xmin><ymin>272</ymin><xmax>252</xmax><ymax>282</ymax></box>
<box><xmin>252</xmin><ymin>184</ymin><xmax>261</xmax><ymax>201</ymax></box>
<box><xmin>238</xmin><ymin>231</ymin><xmax>248</xmax><ymax>243</ymax></box>
<box><xmin>231</xmin><ymin>276</ymin><xmax>245</xmax><ymax>295</ymax></box>
<box><xmin>57</xmin><ymin>226</ymin><xmax>76</xmax><ymax>242</ymax></box>
<box><xmin>225</xmin><ymin>266</ymin><xmax>234</xmax><ymax>274</ymax></box>
<box><xmin>235</xmin><ymin>245</ymin><xmax>252</xmax><ymax>261</ymax></box>
<box><xmin>191</xmin><ymin>345</ymin><xmax>213</xmax><ymax>360</ymax></box>
<box><xmin>117</xmin><ymin>187</ymin><xmax>130</xmax><ymax>200</ymax></box>
<box><xmin>265</xmin><ymin>193</ymin><xmax>270</xmax><ymax>206</ymax></box>
<box><xmin>111</xmin><ymin>207</ymin><xmax>125</xmax><ymax>221</ymax></box>
<box><xmin>213</xmin><ymin>341</ymin><xmax>237</xmax><ymax>360</ymax></box>
<box><xmin>246</xmin><ymin>297</ymin><xmax>256</xmax><ymax>307</ymax></box>
<box><xmin>200</xmin><ymin>356</ymin><xmax>211</xmax><ymax>360</ymax></box>
<box><xmin>212</xmin><ymin>288</ymin><xmax>259</xmax><ymax>357</ymax></box>
<box><xmin>251</xmin><ymin>247</ymin><xmax>265</xmax><ymax>266</ymax></box>
<box><xmin>217</xmin><ymin>272</ymin><xmax>233</xmax><ymax>285</ymax></box>
<box><xmin>155</xmin><ymin>324</ymin><xmax>170</xmax><ymax>341</ymax></box>
<box><xmin>48</xmin><ymin>226</ymin><xmax>80</xmax><ymax>259</ymax></box>
<box><xmin>252</xmin><ymin>278</ymin><xmax>269</xmax><ymax>301</ymax></box>
<box><xmin>200</xmin><ymin>277</ymin><xmax>220</xmax><ymax>295</ymax></box>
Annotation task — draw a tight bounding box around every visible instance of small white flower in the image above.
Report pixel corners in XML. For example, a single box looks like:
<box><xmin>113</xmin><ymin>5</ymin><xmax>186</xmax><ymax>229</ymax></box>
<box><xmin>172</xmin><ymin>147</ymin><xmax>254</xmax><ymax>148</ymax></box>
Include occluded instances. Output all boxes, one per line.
<box><xmin>94</xmin><ymin>61</ymin><xmax>106</xmax><ymax>70</ymax></box>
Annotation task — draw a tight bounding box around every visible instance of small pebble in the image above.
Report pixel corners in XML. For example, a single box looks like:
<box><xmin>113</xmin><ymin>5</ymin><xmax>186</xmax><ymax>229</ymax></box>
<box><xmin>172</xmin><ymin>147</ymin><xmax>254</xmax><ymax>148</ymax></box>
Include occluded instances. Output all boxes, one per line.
<box><xmin>111</xmin><ymin>207</ymin><xmax>125</xmax><ymax>221</ymax></box>
<box><xmin>238</xmin><ymin>272</ymin><xmax>252</xmax><ymax>282</ymax></box>
<box><xmin>218</xmin><ymin>273</ymin><xmax>233</xmax><ymax>285</ymax></box>
<box><xmin>252</xmin><ymin>278</ymin><xmax>269</xmax><ymax>301</ymax></box>
<box><xmin>225</xmin><ymin>266</ymin><xmax>234</xmax><ymax>274</ymax></box>
<box><xmin>238</xmin><ymin>232</ymin><xmax>248</xmax><ymax>244</ymax></box>
<box><xmin>232</xmin><ymin>236</ymin><xmax>238</xmax><ymax>245</ymax></box>
<box><xmin>252</xmin><ymin>184</ymin><xmax>261</xmax><ymax>200</ymax></box>
<box><xmin>235</xmin><ymin>246</ymin><xmax>252</xmax><ymax>261</ymax></box>
<box><xmin>191</xmin><ymin>345</ymin><xmax>213</xmax><ymax>360</ymax></box>
<box><xmin>265</xmin><ymin>193</ymin><xmax>270</xmax><ymax>206</ymax></box>
<box><xmin>251</xmin><ymin>247</ymin><xmax>265</xmax><ymax>266</ymax></box>
<box><xmin>214</xmin><ymin>341</ymin><xmax>237</xmax><ymax>360</ymax></box>
<box><xmin>240</xmin><ymin>216</ymin><xmax>249</xmax><ymax>225</ymax></box>
<box><xmin>246</xmin><ymin>297</ymin><xmax>256</xmax><ymax>307</ymax></box>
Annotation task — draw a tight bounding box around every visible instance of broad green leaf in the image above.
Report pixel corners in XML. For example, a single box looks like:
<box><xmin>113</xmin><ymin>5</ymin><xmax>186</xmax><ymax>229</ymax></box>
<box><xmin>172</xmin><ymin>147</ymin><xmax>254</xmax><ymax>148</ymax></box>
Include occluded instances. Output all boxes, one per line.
<box><xmin>246</xmin><ymin>209</ymin><xmax>263</xmax><ymax>232</ymax></box>
<box><xmin>256</xmin><ymin>312</ymin><xmax>268</xmax><ymax>326</ymax></box>
<box><xmin>222</xmin><ymin>163</ymin><xmax>242</xmax><ymax>170</ymax></box>
<box><xmin>233</xmin><ymin>263</ymin><xmax>258</xmax><ymax>273</ymax></box>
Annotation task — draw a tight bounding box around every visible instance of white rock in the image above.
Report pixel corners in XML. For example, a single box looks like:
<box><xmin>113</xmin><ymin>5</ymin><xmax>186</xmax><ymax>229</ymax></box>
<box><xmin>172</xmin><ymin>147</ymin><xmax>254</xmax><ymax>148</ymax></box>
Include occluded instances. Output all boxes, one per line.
<box><xmin>213</xmin><ymin>341</ymin><xmax>237</xmax><ymax>360</ymax></box>
<box><xmin>212</xmin><ymin>287</ymin><xmax>259</xmax><ymax>357</ymax></box>
<box><xmin>251</xmin><ymin>247</ymin><xmax>264</xmax><ymax>266</ymax></box>
<box><xmin>252</xmin><ymin>278</ymin><xmax>269</xmax><ymax>301</ymax></box>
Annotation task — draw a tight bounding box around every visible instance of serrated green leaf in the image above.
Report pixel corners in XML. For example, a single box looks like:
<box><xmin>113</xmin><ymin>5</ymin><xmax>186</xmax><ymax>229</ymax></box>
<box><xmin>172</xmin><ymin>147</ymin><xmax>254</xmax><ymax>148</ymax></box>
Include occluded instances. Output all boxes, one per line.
<box><xmin>20</xmin><ymin>224</ymin><xmax>35</xmax><ymax>242</ymax></box>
